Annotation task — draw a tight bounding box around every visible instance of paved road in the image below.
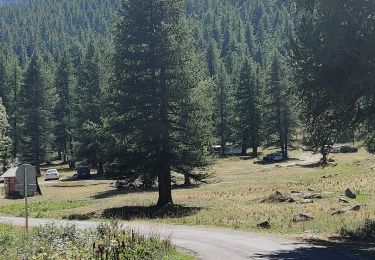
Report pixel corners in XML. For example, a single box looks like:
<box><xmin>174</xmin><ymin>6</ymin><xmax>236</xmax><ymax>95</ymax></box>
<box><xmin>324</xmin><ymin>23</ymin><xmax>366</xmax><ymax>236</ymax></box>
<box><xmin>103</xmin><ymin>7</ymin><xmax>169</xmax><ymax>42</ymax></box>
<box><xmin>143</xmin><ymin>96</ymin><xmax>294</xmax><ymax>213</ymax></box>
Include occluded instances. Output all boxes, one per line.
<box><xmin>0</xmin><ymin>216</ymin><xmax>365</xmax><ymax>260</ymax></box>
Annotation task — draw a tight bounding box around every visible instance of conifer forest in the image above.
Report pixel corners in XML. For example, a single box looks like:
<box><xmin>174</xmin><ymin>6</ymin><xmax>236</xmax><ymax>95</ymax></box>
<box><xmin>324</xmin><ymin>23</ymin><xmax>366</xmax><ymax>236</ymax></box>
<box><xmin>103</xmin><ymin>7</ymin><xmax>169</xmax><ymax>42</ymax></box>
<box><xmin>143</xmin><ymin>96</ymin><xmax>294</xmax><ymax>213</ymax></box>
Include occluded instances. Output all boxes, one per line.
<box><xmin>0</xmin><ymin>0</ymin><xmax>374</xmax><ymax>206</ymax></box>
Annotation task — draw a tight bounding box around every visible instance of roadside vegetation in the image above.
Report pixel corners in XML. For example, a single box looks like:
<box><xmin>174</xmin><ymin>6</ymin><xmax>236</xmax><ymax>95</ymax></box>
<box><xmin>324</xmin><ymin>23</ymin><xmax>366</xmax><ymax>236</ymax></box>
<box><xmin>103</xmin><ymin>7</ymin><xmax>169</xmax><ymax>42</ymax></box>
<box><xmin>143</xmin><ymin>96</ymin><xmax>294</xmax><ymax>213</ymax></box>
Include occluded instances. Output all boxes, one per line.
<box><xmin>0</xmin><ymin>223</ymin><xmax>192</xmax><ymax>260</ymax></box>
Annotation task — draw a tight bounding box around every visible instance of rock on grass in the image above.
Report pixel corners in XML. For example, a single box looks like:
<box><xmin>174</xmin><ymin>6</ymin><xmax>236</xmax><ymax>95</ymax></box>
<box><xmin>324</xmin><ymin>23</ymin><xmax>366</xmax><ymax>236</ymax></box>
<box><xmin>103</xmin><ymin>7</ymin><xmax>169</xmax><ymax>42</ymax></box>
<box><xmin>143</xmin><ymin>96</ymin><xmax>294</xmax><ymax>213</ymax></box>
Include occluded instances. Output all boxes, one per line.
<box><xmin>293</xmin><ymin>213</ymin><xmax>314</xmax><ymax>222</ymax></box>
<box><xmin>257</xmin><ymin>220</ymin><xmax>271</xmax><ymax>229</ymax></box>
<box><xmin>345</xmin><ymin>188</ymin><xmax>357</xmax><ymax>199</ymax></box>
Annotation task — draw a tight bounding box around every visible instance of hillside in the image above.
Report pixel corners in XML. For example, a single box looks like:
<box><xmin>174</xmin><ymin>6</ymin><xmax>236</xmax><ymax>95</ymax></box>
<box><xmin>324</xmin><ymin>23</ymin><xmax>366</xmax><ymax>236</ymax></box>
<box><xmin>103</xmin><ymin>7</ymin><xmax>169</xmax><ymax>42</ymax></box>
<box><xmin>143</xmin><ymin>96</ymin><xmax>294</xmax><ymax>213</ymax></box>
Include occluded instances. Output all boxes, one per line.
<box><xmin>0</xmin><ymin>0</ymin><xmax>295</xmax><ymax>69</ymax></box>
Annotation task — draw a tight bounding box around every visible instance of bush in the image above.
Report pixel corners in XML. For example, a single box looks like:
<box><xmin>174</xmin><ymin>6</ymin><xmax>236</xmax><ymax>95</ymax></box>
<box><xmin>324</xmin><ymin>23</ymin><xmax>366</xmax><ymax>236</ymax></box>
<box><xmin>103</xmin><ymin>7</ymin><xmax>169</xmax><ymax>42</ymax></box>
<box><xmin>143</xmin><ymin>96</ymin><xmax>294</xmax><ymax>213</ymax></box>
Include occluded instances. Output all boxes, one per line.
<box><xmin>0</xmin><ymin>222</ymin><xmax>184</xmax><ymax>259</ymax></box>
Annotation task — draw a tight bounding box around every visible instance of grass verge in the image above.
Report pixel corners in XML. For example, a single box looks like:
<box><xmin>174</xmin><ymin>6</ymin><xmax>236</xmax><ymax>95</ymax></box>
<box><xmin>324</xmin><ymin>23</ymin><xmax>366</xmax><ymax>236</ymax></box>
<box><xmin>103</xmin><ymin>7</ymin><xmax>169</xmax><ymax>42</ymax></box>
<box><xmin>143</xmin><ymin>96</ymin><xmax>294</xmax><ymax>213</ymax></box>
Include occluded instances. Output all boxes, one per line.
<box><xmin>0</xmin><ymin>223</ymin><xmax>193</xmax><ymax>260</ymax></box>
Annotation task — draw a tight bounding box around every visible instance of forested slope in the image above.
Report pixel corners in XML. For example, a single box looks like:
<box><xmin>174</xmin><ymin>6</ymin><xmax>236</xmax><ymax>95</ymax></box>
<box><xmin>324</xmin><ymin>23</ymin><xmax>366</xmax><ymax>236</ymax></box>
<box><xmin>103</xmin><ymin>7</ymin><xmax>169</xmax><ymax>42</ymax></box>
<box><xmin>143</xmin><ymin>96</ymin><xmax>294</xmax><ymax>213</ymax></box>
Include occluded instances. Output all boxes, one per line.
<box><xmin>0</xmin><ymin>0</ymin><xmax>120</xmax><ymax>58</ymax></box>
<box><xmin>0</xmin><ymin>0</ymin><xmax>295</xmax><ymax>69</ymax></box>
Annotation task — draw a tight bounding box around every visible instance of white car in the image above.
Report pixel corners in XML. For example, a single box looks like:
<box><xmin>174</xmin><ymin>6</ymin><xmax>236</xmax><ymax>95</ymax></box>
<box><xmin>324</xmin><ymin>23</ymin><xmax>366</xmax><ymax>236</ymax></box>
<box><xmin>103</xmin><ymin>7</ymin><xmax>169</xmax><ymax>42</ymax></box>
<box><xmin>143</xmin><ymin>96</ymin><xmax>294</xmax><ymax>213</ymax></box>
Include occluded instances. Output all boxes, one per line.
<box><xmin>45</xmin><ymin>169</ymin><xmax>60</xmax><ymax>181</ymax></box>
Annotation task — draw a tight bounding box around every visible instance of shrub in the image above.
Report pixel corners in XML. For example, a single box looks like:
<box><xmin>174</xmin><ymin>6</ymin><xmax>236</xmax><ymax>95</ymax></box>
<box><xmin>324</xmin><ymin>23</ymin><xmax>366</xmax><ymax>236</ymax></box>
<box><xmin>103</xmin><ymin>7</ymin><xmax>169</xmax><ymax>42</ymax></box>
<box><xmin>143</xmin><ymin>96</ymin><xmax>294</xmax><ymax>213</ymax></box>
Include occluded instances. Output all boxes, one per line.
<box><xmin>0</xmin><ymin>222</ymin><xmax>182</xmax><ymax>259</ymax></box>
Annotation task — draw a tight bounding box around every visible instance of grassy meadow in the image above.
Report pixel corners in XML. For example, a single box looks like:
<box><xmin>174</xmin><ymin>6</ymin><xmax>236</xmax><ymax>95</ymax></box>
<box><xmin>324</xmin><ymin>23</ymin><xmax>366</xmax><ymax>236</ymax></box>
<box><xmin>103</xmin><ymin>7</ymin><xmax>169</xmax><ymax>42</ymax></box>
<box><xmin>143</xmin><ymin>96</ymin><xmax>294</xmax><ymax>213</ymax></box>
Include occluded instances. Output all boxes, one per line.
<box><xmin>0</xmin><ymin>149</ymin><xmax>374</xmax><ymax>239</ymax></box>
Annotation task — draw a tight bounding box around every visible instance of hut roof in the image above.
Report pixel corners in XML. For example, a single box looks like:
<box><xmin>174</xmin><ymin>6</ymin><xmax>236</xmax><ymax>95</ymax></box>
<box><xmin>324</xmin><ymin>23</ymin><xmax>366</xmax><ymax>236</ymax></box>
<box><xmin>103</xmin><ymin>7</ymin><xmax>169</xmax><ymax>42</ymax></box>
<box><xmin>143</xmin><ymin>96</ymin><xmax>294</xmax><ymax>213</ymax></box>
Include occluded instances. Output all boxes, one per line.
<box><xmin>1</xmin><ymin>167</ymin><xmax>17</xmax><ymax>178</ymax></box>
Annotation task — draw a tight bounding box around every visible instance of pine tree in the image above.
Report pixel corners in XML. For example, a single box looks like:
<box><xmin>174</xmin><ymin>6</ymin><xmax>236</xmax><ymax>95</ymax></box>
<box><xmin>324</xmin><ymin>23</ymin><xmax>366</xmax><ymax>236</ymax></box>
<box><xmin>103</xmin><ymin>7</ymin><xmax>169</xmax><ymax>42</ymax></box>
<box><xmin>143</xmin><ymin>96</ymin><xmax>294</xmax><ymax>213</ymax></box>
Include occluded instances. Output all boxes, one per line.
<box><xmin>206</xmin><ymin>39</ymin><xmax>220</xmax><ymax>77</ymax></box>
<box><xmin>8</xmin><ymin>61</ymin><xmax>22</xmax><ymax>158</ymax></box>
<box><xmin>263</xmin><ymin>53</ymin><xmax>295</xmax><ymax>159</ymax></box>
<box><xmin>0</xmin><ymin>52</ymin><xmax>9</xmax><ymax>109</ymax></box>
<box><xmin>110</xmin><ymin>0</ymin><xmax>213</xmax><ymax>206</ymax></box>
<box><xmin>18</xmin><ymin>54</ymin><xmax>55</xmax><ymax>175</ymax></box>
<box><xmin>73</xmin><ymin>42</ymin><xmax>103</xmax><ymax>173</ymax></box>
<box><xmin>235</xmin><ymin>58</ymin><xmax>261</xmax><ymax>156</ymax></box>
<box><xmin>54</xmin><ymin>53</ymin><xmax>73</xmax><ymax>163</ymax></box>
<box><xmin>213</xmin><ymin>62</ymin><xmax>233</xmax><ymax>155</ymax></box>
<box><xmin>0</xmin><ymin>97</ymin><xmax>12</xmax><ymax>173</ymax></box>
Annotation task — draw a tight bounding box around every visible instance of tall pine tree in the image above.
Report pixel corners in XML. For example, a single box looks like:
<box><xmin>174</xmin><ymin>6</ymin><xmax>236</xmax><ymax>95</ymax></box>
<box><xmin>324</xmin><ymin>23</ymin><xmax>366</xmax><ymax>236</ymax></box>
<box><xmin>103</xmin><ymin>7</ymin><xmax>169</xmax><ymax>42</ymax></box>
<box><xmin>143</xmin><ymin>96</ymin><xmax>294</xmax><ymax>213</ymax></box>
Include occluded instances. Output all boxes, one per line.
<box><xmin>18</xmin><ymin>54</ymin><xmax>55</xmax><ymax>175</ymax></box>
<box><xmin>263</xmin><ymin>53</ymin><xmax>295</xmax><ymax>159</ymax></box>
<box><xmin>73</xmin><ymin>42</ymin><xmax>103</xmax><ymax>173</ymax></box>
<box><xmin>54</xmin><ymin>53</ymin><xmax>73</xmax><ymax>163</ymax></box>
<box><xmin>235</xmin><ymin>58</ymin><xmax>261</xmax><ymax>156</ymax></box>
<box><xmin>110</xmin><ymin>0</ymin><xmax>213</xmax><ymax>206</ymax></box>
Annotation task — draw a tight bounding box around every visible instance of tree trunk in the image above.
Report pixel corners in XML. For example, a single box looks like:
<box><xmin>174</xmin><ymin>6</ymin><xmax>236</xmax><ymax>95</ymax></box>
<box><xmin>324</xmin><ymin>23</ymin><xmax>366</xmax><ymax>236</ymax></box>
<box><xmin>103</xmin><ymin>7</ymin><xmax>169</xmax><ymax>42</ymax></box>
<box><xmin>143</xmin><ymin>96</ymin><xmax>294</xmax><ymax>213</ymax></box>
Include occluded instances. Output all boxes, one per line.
<box><xmin>241</xmin><ymin>133</ymin><xmax>248</xmax><ymax>156</ymax></box>
<box><xmin>97</xmin><ymin>160</ymin><xmax>104</xmax><ymax>175</ymax></box>
<box><xmin>221</xmin><ymin>137</ymin><xmax>226</xmax><ymax>156</ymax></box>
<box><xmin>36</xmin><ymin>177</ymin><xmax>42</xmax><ymax>195</ymax></box>
<box><xmin>283</xmin><ymin>106</ymin><xmax>289</xmax><ymax>160</ymax></box>
<box><xmin>157</xmin><ymin>167</ymin><xmax>173</xmax><ymax>206</ymax></box>
<box><xmin>252</xmin><ymin>146</ymin><xmax>258</xmax><ymax>158</ymax></box>
<box><xmin>35</xmin><ymin>155</ymin><xmax>42</xmax><ymax>195</ymax></box>
<box><xmin>157</xmin><ymin>68</ymin><xmax>173</xmax><ymax>207</ymax></box>
<box><xmin>320</xmin><ymin>146</ymin><xmax>328</xmax><ymax>165</ymax></box>
<box><xmin>184</xmin><ymin>174</ymin><xmax>191</xmax><ymax>186</ymax></box>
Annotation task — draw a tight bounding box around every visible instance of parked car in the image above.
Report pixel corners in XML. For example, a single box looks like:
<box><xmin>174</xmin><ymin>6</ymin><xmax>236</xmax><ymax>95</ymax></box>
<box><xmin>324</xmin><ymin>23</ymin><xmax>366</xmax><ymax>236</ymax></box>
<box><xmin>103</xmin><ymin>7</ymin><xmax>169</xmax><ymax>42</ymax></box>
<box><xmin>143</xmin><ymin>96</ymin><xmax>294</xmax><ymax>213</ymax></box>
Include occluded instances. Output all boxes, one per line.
<box><xmin>224</xmin><ymin>145</ymin><xmax>242</xmax><ymax>155</ymax></box>
<box><xmin>263</xmin><ymin>152</ymin><xmax>284</xmax><ymax>163</ymax></box>
<box><xmin>210</xmin><ymin>144</ymin><xmax>242</xmax><ymax>156</ymax></box>
<box><xmin>77</xmin><ymin>167</ymin><xmax>91</xmax><ymax>179</ymax></box>
<box><xmin>328</xmin><ymin>144</ymin><xmax>358</xmax><ymax>153</ymax></box>
<box><xmin>340</xmin><ymin>145</ymin><xmax>358</xmax><ymax>153</ymax></box>
<box><xmin>45</xmin><ymin>169</ymin><xmax>60</xmax><ymax>180</ymax></box>
<box><xmin>328</xmin><ymin>145</ymin><xmax>342</xmax><ymax>153</ymax></box>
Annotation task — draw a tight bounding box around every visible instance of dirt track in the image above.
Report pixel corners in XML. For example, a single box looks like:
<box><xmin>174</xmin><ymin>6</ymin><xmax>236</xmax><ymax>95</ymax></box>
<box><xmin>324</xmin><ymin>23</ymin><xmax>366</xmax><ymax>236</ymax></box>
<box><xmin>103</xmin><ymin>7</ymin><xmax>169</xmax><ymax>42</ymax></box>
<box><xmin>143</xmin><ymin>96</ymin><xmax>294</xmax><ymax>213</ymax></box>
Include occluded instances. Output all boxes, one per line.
<box><xmin>0</xmin><ymin>216</ymin><xmax>366</xmax><ymax>260</ymax></box>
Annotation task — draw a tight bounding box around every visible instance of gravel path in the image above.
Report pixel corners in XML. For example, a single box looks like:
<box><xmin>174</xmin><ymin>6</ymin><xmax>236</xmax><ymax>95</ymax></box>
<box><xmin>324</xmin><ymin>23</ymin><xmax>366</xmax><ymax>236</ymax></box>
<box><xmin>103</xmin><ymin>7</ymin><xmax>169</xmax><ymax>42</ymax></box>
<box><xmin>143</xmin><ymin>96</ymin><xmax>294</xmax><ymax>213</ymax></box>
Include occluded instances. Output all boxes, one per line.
<box><xmin>0</xmin><ymin>216</ymin><xmax>366</xmax><ymax>260</ymax></box>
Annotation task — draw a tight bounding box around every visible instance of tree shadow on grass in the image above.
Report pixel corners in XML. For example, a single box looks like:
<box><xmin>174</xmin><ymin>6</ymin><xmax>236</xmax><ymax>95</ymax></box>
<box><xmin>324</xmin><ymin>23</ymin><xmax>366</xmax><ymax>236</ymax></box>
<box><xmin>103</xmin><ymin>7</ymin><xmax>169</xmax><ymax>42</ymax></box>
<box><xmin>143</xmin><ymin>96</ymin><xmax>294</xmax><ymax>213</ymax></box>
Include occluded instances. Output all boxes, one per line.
<box><xmin>92</xmin><ymin>187</ymin><xmax>158</xmax><ymax>200</ymax></box>
<box><xmin>254</xmin><ymin>158</ymin><xmax>299</xmax><ymax>165</ymax></box>
<box><xmin>92</xmin><ymin>183</ymin><xmax>202</xmax><ymax>200</ymax></box>
<box><xmin>253</xmin><ymin>237</ymin><xmax>374</xmax><ymax>260</ymax></box>
<box><xmin>101</xmin><ymin>204</ymin><xmax>202</xmax><ymax>220</ymax></box>
<box><xmin>59</xmin><ymin>173</ymin><xmax>102</xmax><ymax>182</ymax></box>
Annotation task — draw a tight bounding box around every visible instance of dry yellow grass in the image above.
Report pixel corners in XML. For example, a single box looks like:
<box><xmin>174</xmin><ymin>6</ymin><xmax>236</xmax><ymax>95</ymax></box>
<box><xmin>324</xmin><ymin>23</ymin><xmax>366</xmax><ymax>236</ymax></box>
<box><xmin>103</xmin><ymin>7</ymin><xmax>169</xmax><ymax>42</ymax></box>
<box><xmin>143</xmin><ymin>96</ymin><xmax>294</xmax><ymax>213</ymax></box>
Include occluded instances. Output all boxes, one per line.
<box><xmin>0</xmin><ymin>149</ymin><xmax>374</xmax><ymax>238</ymax></box>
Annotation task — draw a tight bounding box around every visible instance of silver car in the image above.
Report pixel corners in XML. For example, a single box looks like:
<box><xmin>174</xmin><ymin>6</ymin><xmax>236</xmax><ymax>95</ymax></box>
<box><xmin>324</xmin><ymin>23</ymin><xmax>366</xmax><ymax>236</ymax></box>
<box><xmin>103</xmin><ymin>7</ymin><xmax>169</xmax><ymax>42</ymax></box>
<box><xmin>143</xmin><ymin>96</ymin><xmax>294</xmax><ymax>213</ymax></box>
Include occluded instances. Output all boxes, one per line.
<box><xmin>45</xmin><ymin>169</ymin><xmax>60</xmax><ymax>180</ymax></box>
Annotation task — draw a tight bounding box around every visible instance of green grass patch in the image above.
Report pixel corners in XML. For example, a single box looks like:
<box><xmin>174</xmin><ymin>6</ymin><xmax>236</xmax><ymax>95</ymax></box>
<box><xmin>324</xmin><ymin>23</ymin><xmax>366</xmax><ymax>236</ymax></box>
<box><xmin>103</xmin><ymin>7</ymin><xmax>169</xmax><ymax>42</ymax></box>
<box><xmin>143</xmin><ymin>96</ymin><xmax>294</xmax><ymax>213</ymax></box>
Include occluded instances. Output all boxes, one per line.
<box><xmin>0</xmin><ymin>200</ymin><xmax>93</xmax><ymax>218</ymax></box>
<box><xmin>0</xmin><ymin>223</ymin><xmax>193</xmax><ymax>259</ymax></box>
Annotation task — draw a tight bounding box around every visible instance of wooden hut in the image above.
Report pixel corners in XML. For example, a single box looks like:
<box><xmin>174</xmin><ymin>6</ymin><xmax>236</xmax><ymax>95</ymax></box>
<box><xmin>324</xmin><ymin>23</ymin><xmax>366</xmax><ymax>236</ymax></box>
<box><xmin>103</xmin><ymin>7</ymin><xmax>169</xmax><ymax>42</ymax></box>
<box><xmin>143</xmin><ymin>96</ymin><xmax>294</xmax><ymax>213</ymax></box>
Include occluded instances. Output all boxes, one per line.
<box><xmin>2</xmin><ymin>167</ymin><xmax>18</xmax><ymax>198</ymax></box>
<box><xmin>1</xmin><ymin>165</ymin><xmax>37</xmax><ymax>199</ymax></box>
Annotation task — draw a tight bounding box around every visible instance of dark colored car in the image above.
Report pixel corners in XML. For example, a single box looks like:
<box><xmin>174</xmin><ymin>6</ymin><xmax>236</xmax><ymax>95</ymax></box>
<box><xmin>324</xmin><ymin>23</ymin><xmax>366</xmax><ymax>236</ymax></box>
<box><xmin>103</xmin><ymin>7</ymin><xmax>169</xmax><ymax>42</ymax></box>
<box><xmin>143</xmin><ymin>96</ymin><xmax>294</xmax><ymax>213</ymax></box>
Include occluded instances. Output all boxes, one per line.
<box><xmin>263</xmin><ymin>152</ymin><xmax>284</xmax><ymax>163</ymax></box>
<box><xmin>340</xmin><ymin>146</ymin><xmax>358</xmax><ymax>153</ymax></box>
<box><xmin>77</xmin><ymin>167</ymin><xmax>91</xmax><ymax>179</ymax></box>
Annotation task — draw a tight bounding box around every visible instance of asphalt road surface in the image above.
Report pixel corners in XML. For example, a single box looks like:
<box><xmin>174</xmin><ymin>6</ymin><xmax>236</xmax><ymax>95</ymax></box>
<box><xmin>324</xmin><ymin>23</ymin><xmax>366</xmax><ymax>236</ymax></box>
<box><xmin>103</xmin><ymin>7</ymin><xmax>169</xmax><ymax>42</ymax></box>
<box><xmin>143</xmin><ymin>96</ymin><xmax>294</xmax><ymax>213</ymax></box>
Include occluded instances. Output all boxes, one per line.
<box><xmin>0</xmin><ymin>216</ymin><xmax>366</xmax><ymax>260</ymax></box>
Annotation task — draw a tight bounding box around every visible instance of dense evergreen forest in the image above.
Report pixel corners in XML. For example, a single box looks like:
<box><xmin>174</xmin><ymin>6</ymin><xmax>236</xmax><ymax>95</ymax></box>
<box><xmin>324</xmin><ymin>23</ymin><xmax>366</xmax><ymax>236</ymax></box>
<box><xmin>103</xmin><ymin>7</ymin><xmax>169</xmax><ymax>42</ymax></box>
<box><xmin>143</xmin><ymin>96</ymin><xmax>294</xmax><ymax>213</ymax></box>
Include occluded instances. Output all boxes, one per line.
<box><xmin>0</xmin><ymin>0</ymin><xmax>374</xmax><ymax>205</ymax></box>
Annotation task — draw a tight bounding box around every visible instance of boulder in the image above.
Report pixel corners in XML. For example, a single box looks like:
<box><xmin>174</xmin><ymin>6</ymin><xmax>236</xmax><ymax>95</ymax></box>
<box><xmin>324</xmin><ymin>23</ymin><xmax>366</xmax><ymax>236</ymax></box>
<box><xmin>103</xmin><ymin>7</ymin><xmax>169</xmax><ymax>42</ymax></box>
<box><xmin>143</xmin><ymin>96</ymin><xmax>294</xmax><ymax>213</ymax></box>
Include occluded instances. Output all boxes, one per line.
<box><xmin>351</xmin><ymin>204</ymin><xmax>361</xmax><ymax>211</ymax></box>
<box><xmin>339</xmin><ymin>198</ymin><xmax>350</xmax><ymax>204</ymax></box>
<box><xmin>345</xmin><ymin>188</ymin><xmax>357</xmax><ymax>199</ymax></box>
<box><xmin>277</xmin><ymin>196</ymin><xmax>295</xmax><ymax>203</ymax></box>
<box><xmin>307</xmin><ymin>188</ymin><xmax>316</xmax><ymax>192</ymax></box>
<box><xmin>332</xmin><ymin>205</ymin><xmax>361</xmax><ymax>216</ymax></box>
<box><xmin>332</xmin><ymin>209</ymin><xmax>349</xmax><ymax>216</ymax></box>
<box><xmin>257</xmin><ymin>220</ymin><xmax>271</xmax><ymax>229</ymax></box>
<box><xmin>291</xmin><ymin>191</ymin><xmax>303</xmax><ymax>197</ymax></box>
<box><xmin>301</xmin><ymin>199</ymin><xmax>314</xmax><ymax>204</ymax></box>
<box><xmin>304</xmin><ymin>193</ymin><xmax>322</xmax><ymax>200</ymax></box>
<box><xmin>293</xmin><ymin>213</ymin><xmax>314</xmax><ymax>222</ymax></box>
<box><xmin>275</xmin><ymin>191</ymin><xmax>283</xmax><ymax>197</ymax></box>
